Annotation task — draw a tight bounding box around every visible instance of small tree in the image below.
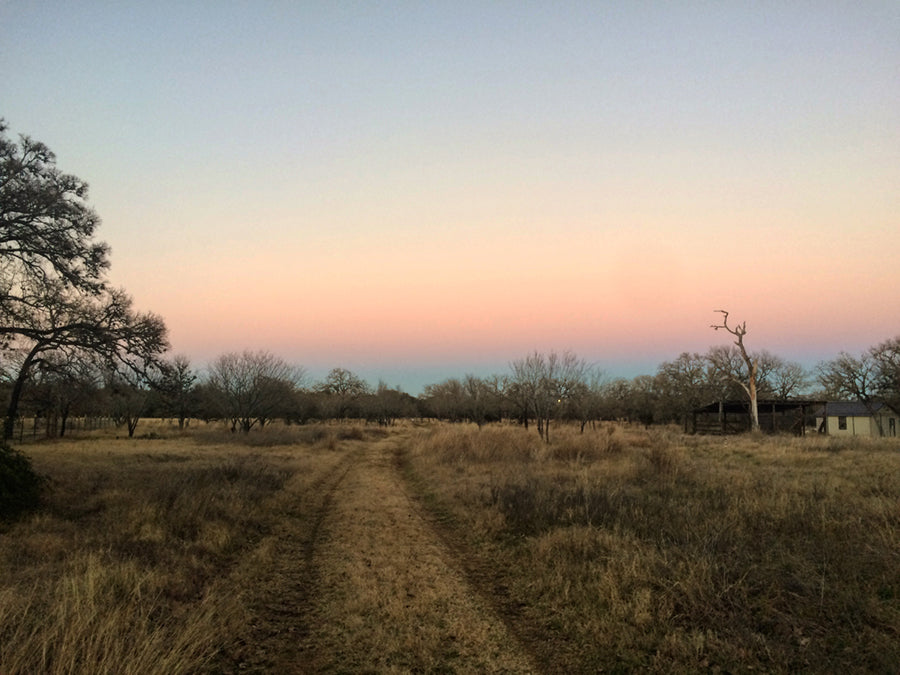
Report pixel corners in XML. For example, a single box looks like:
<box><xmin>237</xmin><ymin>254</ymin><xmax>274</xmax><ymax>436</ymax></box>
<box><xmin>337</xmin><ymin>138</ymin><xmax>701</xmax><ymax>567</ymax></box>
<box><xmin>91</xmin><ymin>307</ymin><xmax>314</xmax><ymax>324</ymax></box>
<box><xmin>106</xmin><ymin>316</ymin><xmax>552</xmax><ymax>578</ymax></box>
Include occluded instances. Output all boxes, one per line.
<box><xmin>206</xmin><ymin>351</ymin><xmax>302</xmax><ymax>432</ymax></box>
<box><xmin>871</xmin><ymin>337</ymin><xmax>900</xmax><ymax>417</ymax></box>
<box><xmin>158</xmin><ymin>354</ymin><xmax>197</xmax><ymax>429</ymax></box>
<box><xmin>710</xmin><ymin>310</ymin><xmax>760</xmax><ymax>432</ymax></box>
<box><xmin>317</xmin><ymin>367</ymin><xmax>370</xmax><ymax>421</ymax></box>
<box><xmin>509</xmin><ymin>351</ymin><xmax>587</xmax><ymax>442</ymax></box>
<box><xmin>817</xmin><ymin>350</ymin><xmax>885</xmax><ymax>435</ymax></box>
<box><xmin>655</xmin><ymin>352</ymin><xmax>715</xmax><ymax>429</ymax></box>
<box><xmin>0</xmin><ymin>442</ymin><xmax>45</xmax><ymax>519</ymax></box>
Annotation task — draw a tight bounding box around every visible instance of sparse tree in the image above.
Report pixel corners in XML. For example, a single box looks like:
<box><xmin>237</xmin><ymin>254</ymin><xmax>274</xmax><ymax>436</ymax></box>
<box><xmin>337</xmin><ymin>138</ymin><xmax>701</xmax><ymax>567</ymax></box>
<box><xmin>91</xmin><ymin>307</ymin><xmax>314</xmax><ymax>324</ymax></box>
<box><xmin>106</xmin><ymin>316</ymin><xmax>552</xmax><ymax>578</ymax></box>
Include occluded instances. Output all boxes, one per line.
<box><xmin>24</xmin><ymin>350</ymin><xmax>101</xmax><ymax>437</ymax></box>
<box><xmin>655</xmin><ymin>352</ymin><xmax>716</xmax><ymax>429</ymax></box>
<box><xmin>158</xmin><ymin>354</ymin><xmax>197</xmax><ymax>429</ymax></box>
<box><xmin>206</xmin><ymin>351</ymin><xmax>303</xmax><ymax>432</ymax></box>
<box><xmin>710</xmin><ymin>310</ymin><xmax>760</xmax><ymax>432</ymax></box>
<box><xmin>422</xmin><ymin>378</ymin><xmax>466</xmax><ymax>422</ymax></box>
<box><xmin>509</xmin><ymin>351</ymin><xmax>588</xmax><ymax>442</ymax></box>
<box><xmin>759</xmin><ymin>352</ymin><xmax>809</xmax><ymax>400</ymax></box>
<box><xmin>564</xmin><ymin>366</ymin><xmax>605</xmax><ymax>433</ymax></box>
<box><xmin>871</xmin><ymin>337</ymin><xmax>900</xmax><ymax>417</ymax></box>
<box><xmin>317</xmin><ymin>367</ymin><xmax>370</xmax><ymax>420</ymax></box>
<box><xmin>501</xmin><ymin>376</ymin><xmax>531</xmax><ymax>429</ymax></box>
<box><xmin>817</xmin><ymin>350</ymin><xmax>885</xmax><ymax>435</ymax></box>
<box><xmin>1</xmin><ymin>281</ymin><xmax>168</xmax><ymax>439</ymax></box>
<box><xmin>462</xmin><ymin>374</ymin><xmax>491</xmax><ymax>428</ymax></box>
<box><xmin>104</xmin><ymin>368</ymin><xmax>151</xmax><ymax>438</ymax></box>
<box><xmin>362</xmin><ymin>381</ymin><xmax>417</xmax><ymax>426</ymax></box>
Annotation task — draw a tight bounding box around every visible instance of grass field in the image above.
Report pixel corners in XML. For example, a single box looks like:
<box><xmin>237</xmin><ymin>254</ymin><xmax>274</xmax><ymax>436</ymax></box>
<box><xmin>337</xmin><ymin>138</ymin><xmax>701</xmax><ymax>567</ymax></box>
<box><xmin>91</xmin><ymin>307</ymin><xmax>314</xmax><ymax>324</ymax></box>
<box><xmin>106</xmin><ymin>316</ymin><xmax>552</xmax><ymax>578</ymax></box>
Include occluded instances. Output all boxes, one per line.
<box><xmin>0</xmin><ymin>423</ymin><xmax>377</xmax><ymax>674</ymax></box>
<box><xmin>2</xmin><ymin>421</ymin><xmax>899</xmax><ymax>673</ymax></box>
<box><xmin>402</xmin><ymin>424</ymin><xmax>900</xmax><ymax>672</ymax></box>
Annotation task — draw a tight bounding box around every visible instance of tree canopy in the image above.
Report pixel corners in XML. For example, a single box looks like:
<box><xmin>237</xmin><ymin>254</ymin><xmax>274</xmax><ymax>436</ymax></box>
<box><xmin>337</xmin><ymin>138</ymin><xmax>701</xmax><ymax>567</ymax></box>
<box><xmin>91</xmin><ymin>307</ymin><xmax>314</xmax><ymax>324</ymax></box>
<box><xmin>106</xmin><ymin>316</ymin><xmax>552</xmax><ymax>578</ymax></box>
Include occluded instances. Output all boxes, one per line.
<box><xmin>0</xmin><ymin>121</ymin><xmax>168</xmax><ymax>438</ymax></box>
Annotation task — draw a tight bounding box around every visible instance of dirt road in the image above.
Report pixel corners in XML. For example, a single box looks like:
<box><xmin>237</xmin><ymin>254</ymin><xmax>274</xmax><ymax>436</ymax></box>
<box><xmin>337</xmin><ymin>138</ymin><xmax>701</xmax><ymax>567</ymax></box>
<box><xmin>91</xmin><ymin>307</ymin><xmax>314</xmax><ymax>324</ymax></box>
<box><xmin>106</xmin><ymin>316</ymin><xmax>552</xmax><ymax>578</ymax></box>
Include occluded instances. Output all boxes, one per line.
<box><xmin>233</xmin><ymin>434</ymin><xmax>538</xmax><ymax>673</ymax></box>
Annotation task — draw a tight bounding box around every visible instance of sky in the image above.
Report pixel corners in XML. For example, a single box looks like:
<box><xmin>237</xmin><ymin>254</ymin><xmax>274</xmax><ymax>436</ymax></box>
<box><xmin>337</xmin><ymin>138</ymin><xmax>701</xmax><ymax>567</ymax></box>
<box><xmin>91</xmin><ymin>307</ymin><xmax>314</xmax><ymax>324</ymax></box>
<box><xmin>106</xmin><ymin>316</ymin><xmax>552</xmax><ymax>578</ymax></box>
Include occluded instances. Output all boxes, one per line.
<box><xmin>2</xmin><ymin>2</ymin><xmax>898</xmax><ymax>393</ymax></box>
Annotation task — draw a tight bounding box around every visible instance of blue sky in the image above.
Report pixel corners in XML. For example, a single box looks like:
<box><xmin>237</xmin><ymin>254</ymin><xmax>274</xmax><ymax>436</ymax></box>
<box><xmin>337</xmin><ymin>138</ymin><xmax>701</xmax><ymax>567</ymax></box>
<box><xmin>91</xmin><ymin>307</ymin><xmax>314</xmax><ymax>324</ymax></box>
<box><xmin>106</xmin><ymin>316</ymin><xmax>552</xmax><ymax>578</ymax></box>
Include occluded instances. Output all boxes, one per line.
<box><xmin>3</xmin><ymin>2</ymin><xmax>899</xmax><ymax>393</ymax></box>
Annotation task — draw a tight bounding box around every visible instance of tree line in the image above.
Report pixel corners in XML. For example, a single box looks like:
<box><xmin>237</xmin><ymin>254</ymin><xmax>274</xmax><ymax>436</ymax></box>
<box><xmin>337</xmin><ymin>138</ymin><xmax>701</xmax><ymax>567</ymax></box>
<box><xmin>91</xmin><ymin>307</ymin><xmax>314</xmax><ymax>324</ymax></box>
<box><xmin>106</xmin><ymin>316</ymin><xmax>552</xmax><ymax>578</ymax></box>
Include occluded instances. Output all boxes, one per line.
<box><xmin>6</xmin><ymin>335</ymin><xmax>900</xmax><ymax>441</ymax></box>
<box><xmin>2</xmin><ymin>120</ymin><xmax>899</xmax><ymax>442</ymax></box>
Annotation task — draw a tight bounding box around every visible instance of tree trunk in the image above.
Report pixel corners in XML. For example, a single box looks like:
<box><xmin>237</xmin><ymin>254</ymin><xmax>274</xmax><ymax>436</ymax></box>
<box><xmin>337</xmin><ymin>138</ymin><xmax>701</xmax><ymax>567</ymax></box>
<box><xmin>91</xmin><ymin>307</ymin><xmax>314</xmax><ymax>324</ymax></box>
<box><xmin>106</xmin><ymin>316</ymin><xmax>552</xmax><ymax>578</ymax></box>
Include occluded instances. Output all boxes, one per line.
<box><xmin>4</xmin><ymin>347</ymin><xmax>40</xmax><ymax>440</ymax></box>
<box><xmin>60</xmin><ymin>403</ymin><xmax>71</xmax><ymax>437</ymax></box>
<box><xmin>748</xmin><ymin>363</ymin><xmax>760</xmax><ymax>432</ymax></box>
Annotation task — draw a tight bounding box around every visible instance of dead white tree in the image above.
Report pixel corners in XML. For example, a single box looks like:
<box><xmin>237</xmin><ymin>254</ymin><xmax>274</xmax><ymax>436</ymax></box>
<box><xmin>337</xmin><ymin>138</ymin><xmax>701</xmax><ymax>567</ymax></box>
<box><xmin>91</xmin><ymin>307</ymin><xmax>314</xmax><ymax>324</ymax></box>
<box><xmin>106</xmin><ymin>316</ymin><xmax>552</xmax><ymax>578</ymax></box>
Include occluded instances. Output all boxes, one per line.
<box><xmin>710</xmin><ymin>310</ymin><xmax>760</xmax><ymax>432</ymax></box>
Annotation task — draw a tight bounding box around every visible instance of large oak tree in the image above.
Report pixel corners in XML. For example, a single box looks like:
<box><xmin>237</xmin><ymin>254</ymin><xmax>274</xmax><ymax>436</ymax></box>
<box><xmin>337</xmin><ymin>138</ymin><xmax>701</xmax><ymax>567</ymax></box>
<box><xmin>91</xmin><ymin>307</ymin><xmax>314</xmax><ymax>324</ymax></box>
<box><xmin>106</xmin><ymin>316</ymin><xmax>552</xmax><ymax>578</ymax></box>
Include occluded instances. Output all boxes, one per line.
<box><xmin>0</xmin><ymin>121</ymin><xmax>168</xmax><ymax>438</ymax></box>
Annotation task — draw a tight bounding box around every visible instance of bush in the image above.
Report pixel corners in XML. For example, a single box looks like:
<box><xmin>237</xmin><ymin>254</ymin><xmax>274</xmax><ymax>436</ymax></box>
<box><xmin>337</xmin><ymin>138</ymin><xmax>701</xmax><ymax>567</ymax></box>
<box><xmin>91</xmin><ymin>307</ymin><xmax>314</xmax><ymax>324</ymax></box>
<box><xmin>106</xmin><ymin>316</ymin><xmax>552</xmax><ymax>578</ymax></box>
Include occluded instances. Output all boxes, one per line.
<box><xmin>0</xmin><ymin>443</ymin><xmax>45</xmax><ymax>519</ymax></box>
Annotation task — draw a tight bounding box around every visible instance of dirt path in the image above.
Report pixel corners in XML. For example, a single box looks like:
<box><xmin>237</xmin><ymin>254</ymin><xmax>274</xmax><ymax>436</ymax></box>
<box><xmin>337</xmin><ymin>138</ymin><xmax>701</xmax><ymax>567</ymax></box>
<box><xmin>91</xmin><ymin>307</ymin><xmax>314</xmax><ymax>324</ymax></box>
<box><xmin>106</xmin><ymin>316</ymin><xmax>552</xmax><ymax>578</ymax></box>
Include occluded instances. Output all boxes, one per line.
<box><xmin>292</xmin><ymin>434</ymin><xmax>538</xmax><ymax>673</ymax></box>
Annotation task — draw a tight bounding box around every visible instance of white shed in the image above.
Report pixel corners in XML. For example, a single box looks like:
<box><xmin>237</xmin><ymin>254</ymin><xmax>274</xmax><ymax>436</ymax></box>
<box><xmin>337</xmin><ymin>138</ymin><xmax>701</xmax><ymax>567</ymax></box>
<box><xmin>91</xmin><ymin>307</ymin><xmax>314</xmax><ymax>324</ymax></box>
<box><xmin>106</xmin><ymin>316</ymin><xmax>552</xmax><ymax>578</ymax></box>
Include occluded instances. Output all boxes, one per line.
<box><xmin>815</xmin><ymin>402</ymin><xmax>898</xmax><ymax>437</ymax></box>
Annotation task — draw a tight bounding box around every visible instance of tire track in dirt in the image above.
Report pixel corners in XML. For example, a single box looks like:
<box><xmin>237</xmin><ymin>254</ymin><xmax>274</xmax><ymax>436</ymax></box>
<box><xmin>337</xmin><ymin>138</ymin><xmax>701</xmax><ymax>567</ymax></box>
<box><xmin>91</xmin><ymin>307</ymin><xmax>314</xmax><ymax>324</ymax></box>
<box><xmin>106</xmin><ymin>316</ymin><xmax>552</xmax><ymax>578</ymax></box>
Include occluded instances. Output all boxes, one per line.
<box><xmin>296</xmin><ymin>434</ymin><xmax>539</xmax><ymax>673</ymax></box>
<box><xmin>222</xmin><ymin>444</ymin><xmax>362</xmax><ymax>674</ymax></box>
<box><xmin>393</xmin><ymin>445</ymin><xmax>571</xmax><ymax>675</ymax></box>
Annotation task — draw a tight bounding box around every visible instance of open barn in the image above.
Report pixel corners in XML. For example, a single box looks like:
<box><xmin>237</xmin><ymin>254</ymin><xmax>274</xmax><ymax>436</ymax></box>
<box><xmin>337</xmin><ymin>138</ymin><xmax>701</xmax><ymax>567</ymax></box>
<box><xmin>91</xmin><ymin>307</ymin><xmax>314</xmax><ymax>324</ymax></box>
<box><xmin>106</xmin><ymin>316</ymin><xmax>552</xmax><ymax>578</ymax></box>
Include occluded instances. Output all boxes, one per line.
<box><xmin>691</xmin><ymin>399</ymin><xmax>826</xmax><ymax>435</ymax></box>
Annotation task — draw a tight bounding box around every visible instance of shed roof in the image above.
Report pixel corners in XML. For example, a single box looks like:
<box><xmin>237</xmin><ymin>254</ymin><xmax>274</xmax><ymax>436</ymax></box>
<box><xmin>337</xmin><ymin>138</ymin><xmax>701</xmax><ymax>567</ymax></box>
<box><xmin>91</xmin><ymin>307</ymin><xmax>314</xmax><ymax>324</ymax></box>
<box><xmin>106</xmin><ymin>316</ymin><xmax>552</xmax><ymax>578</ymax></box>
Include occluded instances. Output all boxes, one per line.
<box><xmin>814</xmin><ymin>401</ymin><xmax>887</xmax><ymax>417</ymax></box>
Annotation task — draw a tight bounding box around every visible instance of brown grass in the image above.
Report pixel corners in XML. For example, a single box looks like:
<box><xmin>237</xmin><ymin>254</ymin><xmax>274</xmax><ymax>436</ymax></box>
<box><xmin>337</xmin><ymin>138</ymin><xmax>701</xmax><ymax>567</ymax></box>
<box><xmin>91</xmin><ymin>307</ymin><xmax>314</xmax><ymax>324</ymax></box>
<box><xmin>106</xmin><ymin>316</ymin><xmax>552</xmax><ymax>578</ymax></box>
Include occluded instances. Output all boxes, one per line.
<box><xmin>0</xmin><ymin>429</ymin><xmax>354</xmax><ymax>674</ymax></box>
<box><xmin>5</xmin><ymin>422</ymin><xmax>900</xmax><ymax>673</ymax></box>
<box><xmin>402</xmin><ymin>423</ymin><xmax>900</xmax><ymax>672</ymax></box>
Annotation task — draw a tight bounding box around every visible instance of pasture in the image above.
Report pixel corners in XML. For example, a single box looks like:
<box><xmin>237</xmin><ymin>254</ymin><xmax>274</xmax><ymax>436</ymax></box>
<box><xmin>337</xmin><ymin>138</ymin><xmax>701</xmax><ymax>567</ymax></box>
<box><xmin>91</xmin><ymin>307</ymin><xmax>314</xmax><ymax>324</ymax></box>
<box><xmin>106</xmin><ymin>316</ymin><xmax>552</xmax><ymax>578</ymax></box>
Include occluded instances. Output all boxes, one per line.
<box><xmin>1</xmin><ymin>422</ymin><xmax>899</xmax><ymax>673</ymax></box>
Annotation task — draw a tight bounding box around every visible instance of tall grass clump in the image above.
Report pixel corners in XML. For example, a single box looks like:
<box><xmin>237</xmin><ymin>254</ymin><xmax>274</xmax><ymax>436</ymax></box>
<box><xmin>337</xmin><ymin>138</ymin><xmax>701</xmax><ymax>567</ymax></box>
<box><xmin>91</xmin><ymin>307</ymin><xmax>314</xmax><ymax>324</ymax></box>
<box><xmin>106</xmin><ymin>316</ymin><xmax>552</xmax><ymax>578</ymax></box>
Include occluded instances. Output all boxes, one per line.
<box><xmin>414</xmin><ymin>424</ymin><xmax>542</xmax><ymax>464</ymax></box>
<box><xmin>547</xmin><ymin>424</ymin><xmax>625</xmax><ymax>462</ymax></box>
<box><xmin>0</xmin><ymin>552</ymin><xmax>242</xmax><ymax>675</ymax></box>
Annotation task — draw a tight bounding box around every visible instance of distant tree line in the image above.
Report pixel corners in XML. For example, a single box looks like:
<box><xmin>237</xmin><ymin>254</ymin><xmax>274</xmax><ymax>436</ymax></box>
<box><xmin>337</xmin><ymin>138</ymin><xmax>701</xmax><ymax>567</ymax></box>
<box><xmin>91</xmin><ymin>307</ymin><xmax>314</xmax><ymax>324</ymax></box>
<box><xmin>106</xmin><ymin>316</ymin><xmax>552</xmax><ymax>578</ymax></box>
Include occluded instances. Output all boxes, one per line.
<box><xmin>6</xmin><ymin>333</ymin><xmax>900</xmax><ymax>441</ymax></box>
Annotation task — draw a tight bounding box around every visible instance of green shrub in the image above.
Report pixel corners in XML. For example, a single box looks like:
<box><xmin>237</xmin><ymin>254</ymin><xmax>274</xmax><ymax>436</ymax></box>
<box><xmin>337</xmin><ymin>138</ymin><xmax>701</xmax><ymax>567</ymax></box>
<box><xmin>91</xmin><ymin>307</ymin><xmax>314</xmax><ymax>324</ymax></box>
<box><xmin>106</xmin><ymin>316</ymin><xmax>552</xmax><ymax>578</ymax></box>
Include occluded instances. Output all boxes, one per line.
<box><xmin>0</xmin><ymin>443</ymin><xmax>46</xmax><ymax>519</ymax></box>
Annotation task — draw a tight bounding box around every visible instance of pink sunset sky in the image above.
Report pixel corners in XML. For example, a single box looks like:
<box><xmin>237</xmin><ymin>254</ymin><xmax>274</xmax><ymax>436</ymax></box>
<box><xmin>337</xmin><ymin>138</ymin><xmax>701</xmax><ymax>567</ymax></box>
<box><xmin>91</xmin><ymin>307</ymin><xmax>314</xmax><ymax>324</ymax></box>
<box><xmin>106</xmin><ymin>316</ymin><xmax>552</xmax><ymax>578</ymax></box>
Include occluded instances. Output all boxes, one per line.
<box><xmin>3</xmin><ymin>3</ymin><xmax>898</xmax><ymax>392</ymax></box>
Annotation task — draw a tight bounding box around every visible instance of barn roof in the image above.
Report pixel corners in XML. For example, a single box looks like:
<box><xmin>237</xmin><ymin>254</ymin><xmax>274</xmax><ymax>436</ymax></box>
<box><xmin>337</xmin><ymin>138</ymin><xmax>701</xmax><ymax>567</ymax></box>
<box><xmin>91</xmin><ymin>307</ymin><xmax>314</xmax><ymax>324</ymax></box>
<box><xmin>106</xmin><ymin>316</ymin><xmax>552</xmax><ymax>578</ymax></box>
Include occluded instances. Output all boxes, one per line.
<box><xmin>692</xmin><ymin>399</ymin><xmax>825</xmax><ymax>415</ymax></box>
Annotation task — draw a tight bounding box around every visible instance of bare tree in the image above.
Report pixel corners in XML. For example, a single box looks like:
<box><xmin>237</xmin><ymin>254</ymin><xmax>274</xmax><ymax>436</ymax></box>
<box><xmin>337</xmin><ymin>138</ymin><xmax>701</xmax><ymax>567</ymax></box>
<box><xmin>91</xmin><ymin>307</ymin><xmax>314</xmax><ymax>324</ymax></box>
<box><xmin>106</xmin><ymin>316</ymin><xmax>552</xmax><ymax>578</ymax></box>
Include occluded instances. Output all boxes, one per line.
<box><xmin>501</xmin><ymin>375</ymin><xmax>531</xmax><ymax>429</ymax></box>
<box><xmin>206</xmin><ymin>351</ymin><xmax>303</xmax><ymax>432</ymax></box>
<box><xmin>759</xmin><ymin>353</ymin><xmax>809</xmax><ymax>400</ymax></box>
<box><xmin>362</xmin><ymin>381</ymin><xmax>417</xmax><ymax>426</ymax></box>
<box><xmin>317</xmin><ymin>367</ymin><xmax>370</xmax><ymax>420</ymax></box>
<box><xmin>25</xmin><ymin>350</ymin><xmax>102</xmax><ymax>437</ymax></box>
<box><xmin>655</xmin><ymin>352</ymin><xmax>716</xmax><ymax>429</ymax></box>
<box><xmin>509</xmin><ymin>351</ymin><xmax>588</xmax><ymax>442</ymax></box>
<box><xmin>1</xmin><ymin>280</ymin><xmax>168</xmax><ymax>439</ymax></box>
<box><xmin>817</xmin><ymin>350</ymin><xmax>885</xmax><ymax>435</ymax></box>
<box><xmin>710</xmin><ymin>310</ymin><xmax>760</xmax><ymax>432</ymax></box>
<box><xmin>871</xmin><ymin>337</ymin><xmax>900</xmax><ymax>417</ymax></box>
<box><xmin>158</xmin><ymin>354</ymin><xmax>197</xmax><ymax>430</ymax></box>
<box><xmin>422</xmin><ymin>378</ymin><xmax>467</xmax><ymax>422</ymax></box>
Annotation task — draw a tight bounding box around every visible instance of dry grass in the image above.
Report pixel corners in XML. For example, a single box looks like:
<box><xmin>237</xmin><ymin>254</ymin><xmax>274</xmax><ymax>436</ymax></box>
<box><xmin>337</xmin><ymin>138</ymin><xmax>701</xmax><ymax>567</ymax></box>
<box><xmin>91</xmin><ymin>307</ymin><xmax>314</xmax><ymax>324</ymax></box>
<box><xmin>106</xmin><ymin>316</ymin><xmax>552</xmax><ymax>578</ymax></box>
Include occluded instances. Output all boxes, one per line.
<box><xmin>298</xmin><ymin>432</ymin><xmax>536</xmax><ymax>673</ymax></box>
<box><xmin>5</xmin><ymin>421</ymin><xmax>900</xmax><ymax>673</ymax></box>
<box><xmin>0</xmin><ymin>428</ymin><xmax>355</xmax><ymax>675</ymax></box>
<box><xmin>403</xmin><ymin>423</ymin><xmax>900</xmax><ymax>672</ymax></box>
